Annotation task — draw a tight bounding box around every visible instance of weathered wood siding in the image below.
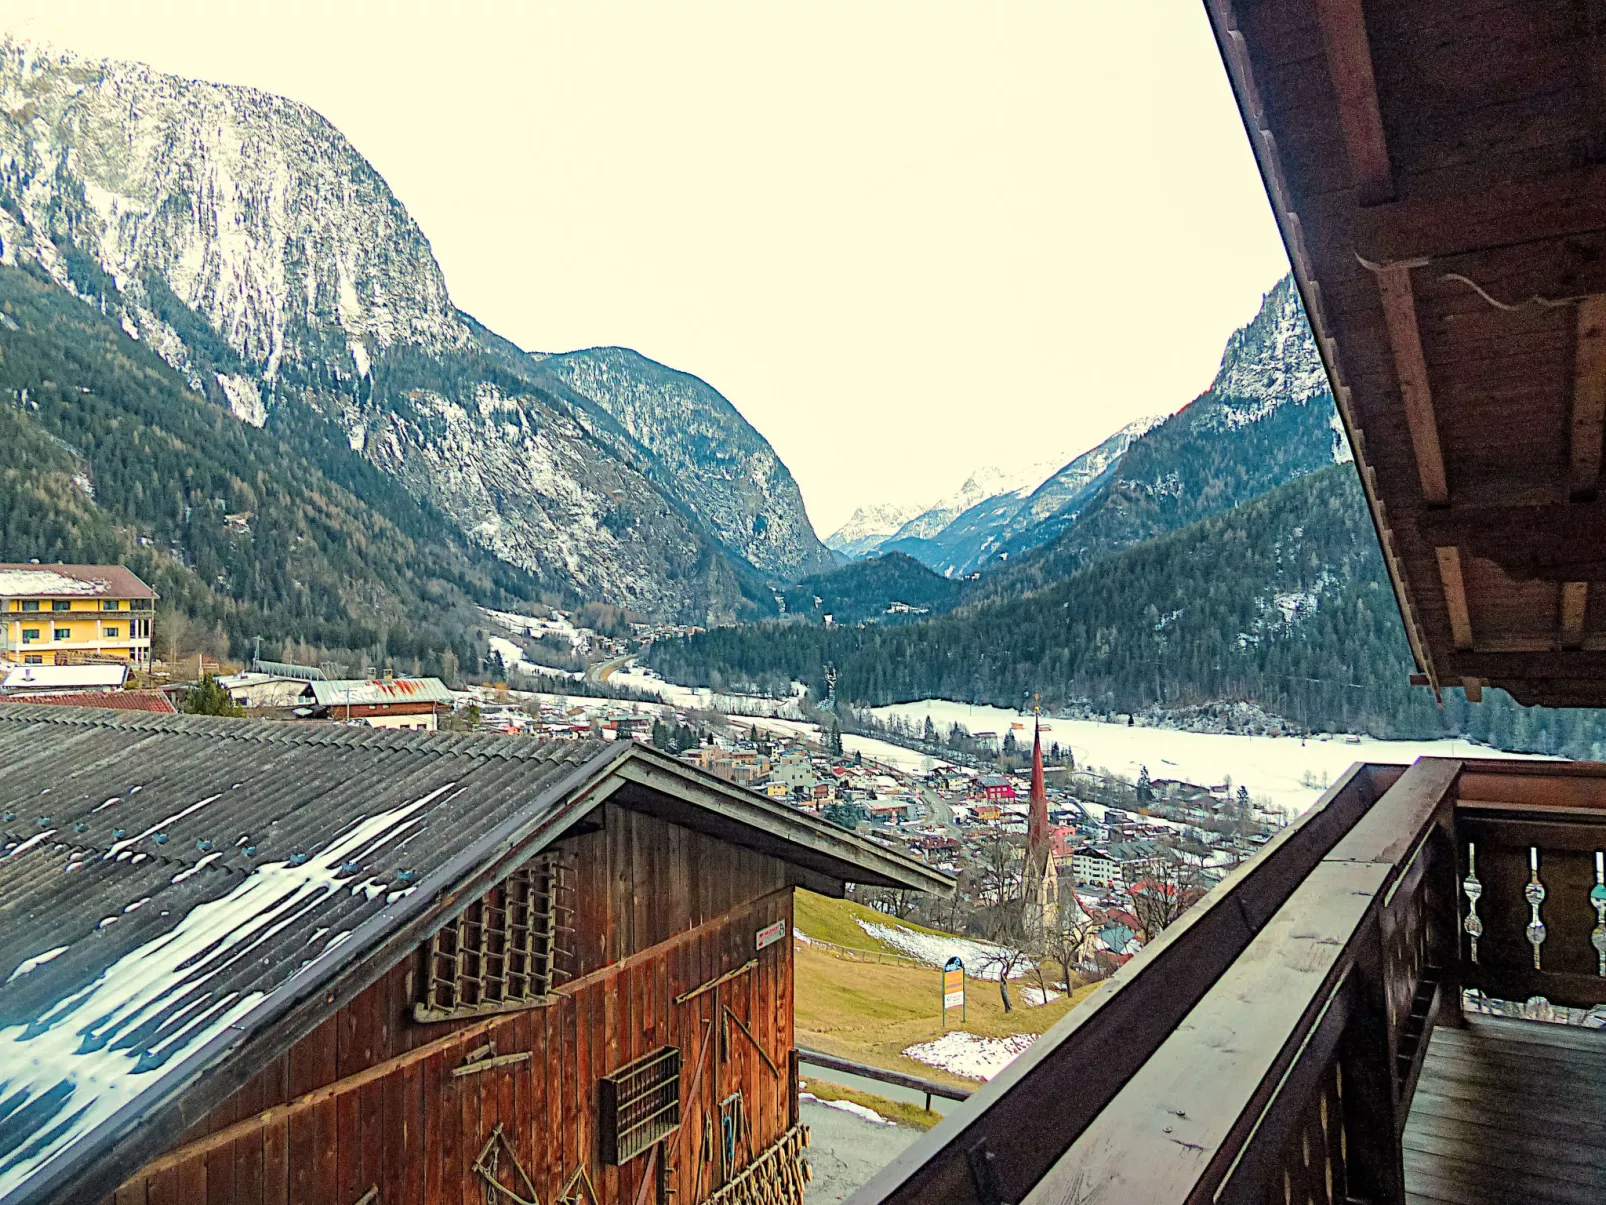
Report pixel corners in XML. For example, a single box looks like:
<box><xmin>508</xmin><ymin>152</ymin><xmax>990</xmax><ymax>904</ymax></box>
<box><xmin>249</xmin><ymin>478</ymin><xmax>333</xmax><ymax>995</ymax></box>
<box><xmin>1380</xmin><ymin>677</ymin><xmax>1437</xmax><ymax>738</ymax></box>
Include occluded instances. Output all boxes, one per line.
<box><xmin>107</xmin><ymin>803</ymin><xmax>798</xmax><ymax>1205</ymax></box>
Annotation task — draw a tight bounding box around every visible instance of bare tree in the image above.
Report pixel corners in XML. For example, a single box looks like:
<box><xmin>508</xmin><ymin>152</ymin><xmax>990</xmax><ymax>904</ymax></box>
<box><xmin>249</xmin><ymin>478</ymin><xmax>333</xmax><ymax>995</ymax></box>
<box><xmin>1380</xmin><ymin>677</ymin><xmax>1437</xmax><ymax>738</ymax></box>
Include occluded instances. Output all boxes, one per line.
<box><xmin>1042</xmin><ymin>880</ymin><xmax>1102</xmax><ymax>991</ymax></box>
<box><xmin>1124</xmin><ymin>851</ymin><xmax>1206</xmax><ymax>942</ymax></box>
<box><xmin>974</xmin><ymin>829</ymin><xmax>1023</xmax><ymax>912</ymax></box>
<box><xmin>978</xmin><ymin>900</ymin><xmax>1038</xmax><ymax>1013</ymax></box>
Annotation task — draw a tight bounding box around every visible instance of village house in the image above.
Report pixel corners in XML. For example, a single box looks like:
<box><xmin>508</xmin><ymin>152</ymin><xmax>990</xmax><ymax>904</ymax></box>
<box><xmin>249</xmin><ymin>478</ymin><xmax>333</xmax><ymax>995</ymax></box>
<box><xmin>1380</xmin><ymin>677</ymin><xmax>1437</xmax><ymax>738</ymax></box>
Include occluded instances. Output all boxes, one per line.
<box><xmin>302</xmin><ymin>676</ymin><xmax>454</xmax><ymax>731</ymax></box>
<box><xmin>1070</xmin><ymin>840</ymin><xmax>1168</xmax><ymax>891</ymax></box>
<box><xmin>977</xmin><ymin>775</ymin><xmax>1015</xmax><ymax>803</ymax></box>
<box><xmin>0</xmin><ymin>564</ymin><xmax>155</xmax><ymax>668</ymax></box>
<box><xmin>0</xmin><ymin>704</ymin><xmax>944</xmax><ymax>1205</ymax></box>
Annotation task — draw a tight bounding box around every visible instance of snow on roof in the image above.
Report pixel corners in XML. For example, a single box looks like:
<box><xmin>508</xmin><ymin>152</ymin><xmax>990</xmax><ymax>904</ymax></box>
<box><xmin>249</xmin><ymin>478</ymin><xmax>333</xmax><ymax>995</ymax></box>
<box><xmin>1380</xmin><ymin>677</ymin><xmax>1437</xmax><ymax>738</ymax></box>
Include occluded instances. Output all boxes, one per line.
<box><xmin>307</xmin><ymin>677</ymin><xmax>454</xmax><ymax>707</ymax></box>
<box><xmin>2</xmin><ymin>663</ymin><xmax>127</xmax><ymax>692</ymax></box>
<box><xmin>0</xmin><ymin>565</ymin><xmax>155</xmax><ymax>599</ymax></box>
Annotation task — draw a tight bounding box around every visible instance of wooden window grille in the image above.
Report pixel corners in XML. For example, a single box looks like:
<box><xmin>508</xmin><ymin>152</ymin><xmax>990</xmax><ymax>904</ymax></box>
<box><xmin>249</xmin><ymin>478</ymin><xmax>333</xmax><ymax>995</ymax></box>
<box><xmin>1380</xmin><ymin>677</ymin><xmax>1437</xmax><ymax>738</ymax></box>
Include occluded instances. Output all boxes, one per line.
<box><xmin>413</xmin><ymin>855</ymin><xmax>571</xmax><ymax>1023</ymax></box>
<box><xmin>599</xmin><ymin>1046</ymin><xmax>682</xmax><ymax>1165</ymax></box>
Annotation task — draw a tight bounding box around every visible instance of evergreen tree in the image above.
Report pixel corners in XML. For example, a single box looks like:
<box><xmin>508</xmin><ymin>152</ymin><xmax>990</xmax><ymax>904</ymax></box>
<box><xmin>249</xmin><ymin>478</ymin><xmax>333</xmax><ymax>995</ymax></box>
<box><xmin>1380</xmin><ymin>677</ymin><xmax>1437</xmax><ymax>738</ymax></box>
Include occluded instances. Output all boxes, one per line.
<box><xmin>182</xmin><ymin>673</ymin><xmax>242</xmax><ymax>717</ymax></box>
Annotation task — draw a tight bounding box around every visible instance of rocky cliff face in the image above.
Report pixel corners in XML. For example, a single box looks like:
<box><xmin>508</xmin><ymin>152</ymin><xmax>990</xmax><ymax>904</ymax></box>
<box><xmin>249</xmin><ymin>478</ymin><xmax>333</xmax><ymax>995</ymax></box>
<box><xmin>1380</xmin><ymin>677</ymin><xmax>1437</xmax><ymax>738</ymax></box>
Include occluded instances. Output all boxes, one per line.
<box><xmin>532</xmin><ymin>347</ymin><xmax>832</xmax><ymax>579</ymax></box>
<box><xmin>0</xmin><ymin>39</ymin><xmax>818</xmax><ymax>621</ymax></box>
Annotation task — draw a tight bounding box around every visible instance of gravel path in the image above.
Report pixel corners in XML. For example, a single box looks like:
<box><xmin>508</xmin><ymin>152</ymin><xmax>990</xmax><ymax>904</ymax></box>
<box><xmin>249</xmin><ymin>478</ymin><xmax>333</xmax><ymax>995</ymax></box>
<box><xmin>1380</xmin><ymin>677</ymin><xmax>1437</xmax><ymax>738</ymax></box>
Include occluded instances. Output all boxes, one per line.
<box><xmin>801</xmin><ymin>1099</ymin><xmax>924</xmax><ymax>1203</ymax></box>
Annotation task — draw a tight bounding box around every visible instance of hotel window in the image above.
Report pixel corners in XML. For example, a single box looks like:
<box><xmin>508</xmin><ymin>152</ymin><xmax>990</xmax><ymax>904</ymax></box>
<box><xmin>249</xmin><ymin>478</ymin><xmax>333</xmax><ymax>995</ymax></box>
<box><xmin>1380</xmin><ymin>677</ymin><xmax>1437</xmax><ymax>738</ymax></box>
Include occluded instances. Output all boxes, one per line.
<box><xmin>23</xmin><ymin>655</ymin><xmax>41</xmax><ymax>664</ymax></box>
<box><xmin>51</xmin><ymin>600</ymin><xmax>70</xmax><ymax>612</ymax></box>
<box><xmin>21</xmin><ymin>629</ymin><xmax>38</xmax><ymax>642</ymax></box>
<box><xmin>104</xmin><ymin>626</ymin><xmax>119</xmax><ymax>638</ymax></box>
<box><xmin>21</xmin><ymin>600</ymin><xmax>38</xmax><ymax>612</ymax></box>
<box><xmin>102</xmin><ymin>600</ymin><xmax>119</xmax><ymax>611</ymax></box>
<box><xmin>54</xmin><ymin>629</ymin><xmax>70</xmax><ymax>641</ymax></box>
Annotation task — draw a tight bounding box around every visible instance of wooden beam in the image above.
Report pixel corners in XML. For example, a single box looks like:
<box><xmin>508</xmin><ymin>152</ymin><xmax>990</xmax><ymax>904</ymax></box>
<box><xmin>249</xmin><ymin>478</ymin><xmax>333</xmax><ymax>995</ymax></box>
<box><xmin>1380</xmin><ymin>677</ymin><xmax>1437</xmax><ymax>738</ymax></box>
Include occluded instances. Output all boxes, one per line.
<box><xmin>1313</xmin><ymin>0</ymin><xmax>1393</xmax><ymax>204</ymax></box>
<box><xmin>1417</xmin><ymin>502</ymin><xmax>1606</xmax><ymax>581</ymax></box>
<box><xmin>1353</xmin><ymin>164</ymin><xmax>1606</xmax><ymax>266</ymax></box>
<box><xmin>1462</xmin><ymin>678</ymin><xmax>1484</xmax><ymax>703</ymax></box>
<box><xmin>1563</xmin><ymin>581</ymin><xmax>1589</xmax><ymax>650</ymax></box>
<box><xmin>1376</xmin><ymin>265</ymin><xmax>1449</xmax><ymax>504</ymax></box>
<box><xmin>1436</xmin><ymin>546</ymin><xmax>1474</xmax><ymax>649</ymax></box>
<box><xmin>1451</xmin><ymin>650</ymin><xmax>1606</xmax><ymax>678</ymax></box>
<box><xmin>1574</xmin><ymin>297</ymin><xmax>1606</xmax><ymax>499</ymax></box>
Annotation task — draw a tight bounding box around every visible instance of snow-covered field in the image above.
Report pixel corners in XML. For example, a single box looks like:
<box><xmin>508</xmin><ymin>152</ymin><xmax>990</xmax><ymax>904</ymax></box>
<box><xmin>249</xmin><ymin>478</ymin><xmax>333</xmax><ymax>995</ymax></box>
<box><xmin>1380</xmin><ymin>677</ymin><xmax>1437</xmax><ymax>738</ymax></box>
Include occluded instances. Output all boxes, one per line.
<box><xmin>485</xmin><ymin>636</ymin><xmax>584</xmax><ymax>682</ymax></box>
<box><xmin>871</xmin><ymin>699</ymin><xmax>1551</xmax><ymax>816</ymax></box>
<box><xmin>902</xmin><ymin>1032</ymin><xmax>1036</xmax><ymax>1082</ymax></box>
<box><xmin>724</xmin><ymin>717</ymin><xmax>951</xmax><ymax>778</ymax></box>
<box><xmin>607</xmin><ymin>664</ymin><xmax>808</xmax><ymax>719</ymax></box>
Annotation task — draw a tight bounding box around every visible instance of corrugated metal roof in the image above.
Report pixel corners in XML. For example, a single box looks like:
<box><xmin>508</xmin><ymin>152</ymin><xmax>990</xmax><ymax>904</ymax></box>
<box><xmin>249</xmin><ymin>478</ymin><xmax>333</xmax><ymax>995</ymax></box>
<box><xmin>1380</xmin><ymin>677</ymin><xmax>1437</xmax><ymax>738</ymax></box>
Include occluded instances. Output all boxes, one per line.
<box><xmin>0</xmin><ymin>706</ymin><xmax>946</xmax><ymax>1203</ymax></box>
<box><xmin>0</xmin><ymin>565</ymin><xmax>156</xmax><ymax>599</ymax></box>
<box><xmin>307</xmin><ymin>677</ymin><xmax>454</xmax><ymax>706</ymax></box>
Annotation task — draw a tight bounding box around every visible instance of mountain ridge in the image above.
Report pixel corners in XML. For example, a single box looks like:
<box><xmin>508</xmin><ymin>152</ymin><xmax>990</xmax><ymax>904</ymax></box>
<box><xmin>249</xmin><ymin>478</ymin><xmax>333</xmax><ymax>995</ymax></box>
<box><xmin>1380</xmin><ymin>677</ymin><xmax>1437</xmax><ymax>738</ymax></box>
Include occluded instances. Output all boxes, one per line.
<box><xmin>0</xmin><ymin>37</ymin><xmax>821</xmax><ymax>622</ymax></box>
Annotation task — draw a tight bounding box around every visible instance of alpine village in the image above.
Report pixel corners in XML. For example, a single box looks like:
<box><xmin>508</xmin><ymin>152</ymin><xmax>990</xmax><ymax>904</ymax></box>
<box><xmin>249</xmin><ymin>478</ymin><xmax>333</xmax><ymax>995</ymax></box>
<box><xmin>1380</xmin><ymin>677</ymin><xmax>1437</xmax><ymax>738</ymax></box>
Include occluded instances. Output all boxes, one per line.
<box><xmin>5</xmin><ymin>4</ymin><xmax>1606</xmax><ymax>1205</ymax></box>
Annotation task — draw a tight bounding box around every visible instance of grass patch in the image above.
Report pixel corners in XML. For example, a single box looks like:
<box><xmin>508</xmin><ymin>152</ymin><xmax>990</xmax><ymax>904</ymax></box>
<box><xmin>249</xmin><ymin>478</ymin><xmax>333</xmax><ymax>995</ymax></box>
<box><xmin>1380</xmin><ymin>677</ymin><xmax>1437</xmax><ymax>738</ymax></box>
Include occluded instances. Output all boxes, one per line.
<box><xmin>798</xmin><ymin>1080</ymin><xmax>941</xmax><ymax>1131</ymax></box>
<box><xmin>795</xmin><ymin>944</ymin><xmax>1100</xmax><ymax>1092</ymax></box>
<box><xmin>793</xmin><ymin>889</ymin><xmax>968</xmax><ymax>954</ymax></box>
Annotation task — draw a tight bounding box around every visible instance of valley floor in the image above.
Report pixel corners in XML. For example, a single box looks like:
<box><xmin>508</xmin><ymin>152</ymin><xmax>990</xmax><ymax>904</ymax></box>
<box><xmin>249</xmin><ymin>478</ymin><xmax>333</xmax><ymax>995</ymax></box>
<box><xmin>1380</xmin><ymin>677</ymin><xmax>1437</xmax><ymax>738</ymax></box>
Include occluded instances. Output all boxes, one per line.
<box><xmin>869</xmin><ymin>699</ymin><xmax>1550</xmax><ymax>815</ymax></box>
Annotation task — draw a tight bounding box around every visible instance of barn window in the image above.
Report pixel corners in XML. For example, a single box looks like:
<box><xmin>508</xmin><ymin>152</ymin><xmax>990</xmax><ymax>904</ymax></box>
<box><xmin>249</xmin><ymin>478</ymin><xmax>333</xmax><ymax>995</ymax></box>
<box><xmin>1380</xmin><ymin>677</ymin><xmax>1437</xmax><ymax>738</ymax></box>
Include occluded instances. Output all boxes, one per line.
<box><xmin>413</xmin><ymin>856</ymin><xmax>567</xmax><ymax>1022</ymax></box>
<box><xmin>599</xmin><ymin>1046</ymin><xmax>682</xmax><ymax>1165</ymax></box>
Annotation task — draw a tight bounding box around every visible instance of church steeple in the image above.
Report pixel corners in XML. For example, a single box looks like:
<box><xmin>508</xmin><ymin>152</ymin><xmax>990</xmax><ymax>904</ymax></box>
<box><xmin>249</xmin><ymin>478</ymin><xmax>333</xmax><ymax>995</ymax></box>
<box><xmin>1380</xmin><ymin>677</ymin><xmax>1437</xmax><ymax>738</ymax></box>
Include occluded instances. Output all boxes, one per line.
<box><xmin>1028</xmin><ymin>711</ymin><xmax>1048</xmax><ymax>857</ymax></box>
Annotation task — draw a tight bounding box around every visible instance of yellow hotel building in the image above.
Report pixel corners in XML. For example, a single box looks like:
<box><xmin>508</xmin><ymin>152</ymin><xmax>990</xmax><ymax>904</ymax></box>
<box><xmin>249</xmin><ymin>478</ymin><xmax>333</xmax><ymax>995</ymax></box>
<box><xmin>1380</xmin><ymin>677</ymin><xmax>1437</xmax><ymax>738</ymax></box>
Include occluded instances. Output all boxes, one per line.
<box><xmin>0</xmin><ymin>564</ymin><xmax>155</xmax><ymax>667</ymax></box>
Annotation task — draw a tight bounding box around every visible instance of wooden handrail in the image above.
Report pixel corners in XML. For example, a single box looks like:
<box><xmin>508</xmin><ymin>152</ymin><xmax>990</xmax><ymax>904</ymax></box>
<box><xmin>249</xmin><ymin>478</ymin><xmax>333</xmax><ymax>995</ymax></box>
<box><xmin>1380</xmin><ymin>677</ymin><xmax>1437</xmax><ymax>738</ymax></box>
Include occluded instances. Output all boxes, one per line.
<box><xmin>796</xmin><ymin>1046</ymin><xmax>973</xmax><ymax>1102</ymax></box>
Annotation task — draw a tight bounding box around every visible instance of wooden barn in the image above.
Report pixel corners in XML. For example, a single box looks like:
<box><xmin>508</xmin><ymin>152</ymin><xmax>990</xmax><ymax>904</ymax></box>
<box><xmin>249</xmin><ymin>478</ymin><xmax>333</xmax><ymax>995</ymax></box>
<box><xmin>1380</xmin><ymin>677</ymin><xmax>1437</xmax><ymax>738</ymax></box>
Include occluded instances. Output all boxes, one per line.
<box><xmin>0</xmin><ymin>706</ymin><xmax>946</xmax><ymax>1205</ymax></box>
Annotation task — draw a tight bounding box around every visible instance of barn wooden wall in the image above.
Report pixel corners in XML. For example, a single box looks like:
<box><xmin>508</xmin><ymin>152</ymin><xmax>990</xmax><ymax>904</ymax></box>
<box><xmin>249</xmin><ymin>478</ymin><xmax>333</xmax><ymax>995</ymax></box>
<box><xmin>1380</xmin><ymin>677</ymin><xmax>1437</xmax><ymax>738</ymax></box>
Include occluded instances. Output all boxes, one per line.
<box><xmin>105</xmin><ymin>803</ymin><xmax>799</xmax><ymax>1205</ymax></box>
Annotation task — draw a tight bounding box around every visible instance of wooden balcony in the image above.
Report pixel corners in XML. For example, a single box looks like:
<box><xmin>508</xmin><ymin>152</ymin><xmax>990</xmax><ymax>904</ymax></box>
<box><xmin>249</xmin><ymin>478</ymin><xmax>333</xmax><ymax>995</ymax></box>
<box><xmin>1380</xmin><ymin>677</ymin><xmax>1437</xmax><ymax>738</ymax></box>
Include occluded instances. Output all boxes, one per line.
<box><xmin>849</xmin><ymin>759</ymin><xmax>1606</xmax><ymax>1205</ymax></box>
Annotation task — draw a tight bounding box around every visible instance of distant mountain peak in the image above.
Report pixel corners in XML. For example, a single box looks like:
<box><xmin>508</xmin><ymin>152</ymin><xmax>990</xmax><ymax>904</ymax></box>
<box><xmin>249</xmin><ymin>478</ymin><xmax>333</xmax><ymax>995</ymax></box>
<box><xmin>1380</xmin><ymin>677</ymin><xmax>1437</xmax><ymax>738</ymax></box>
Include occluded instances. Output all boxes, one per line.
<box><xmin>1207</xmin><ymin>275</ymin><xmax>1328</xmax><ymax>429</ymax></box>
<box><xmin>826</xmin><ymin>502</ymin><xmax>926</xmax><ymax>555</ymax></box>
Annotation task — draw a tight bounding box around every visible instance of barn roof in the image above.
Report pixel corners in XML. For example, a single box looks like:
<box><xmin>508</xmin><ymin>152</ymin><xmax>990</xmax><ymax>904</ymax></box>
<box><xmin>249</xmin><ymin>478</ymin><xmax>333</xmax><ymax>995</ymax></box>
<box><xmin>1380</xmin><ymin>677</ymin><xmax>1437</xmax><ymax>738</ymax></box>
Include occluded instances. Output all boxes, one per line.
<box><xmin>1207</xmin><ymin>2</ymin><xmax>1606</xmax><ymax>705</ymax></box>
<box><xmin>0</xmin><ymin>706</ymin><xmax>945</xmax><ymax>1203</ymax></box>
<box><xmin>306</xmin><ymin>677</ymin><xmax>454</xmax><ymax>706</ymax></box>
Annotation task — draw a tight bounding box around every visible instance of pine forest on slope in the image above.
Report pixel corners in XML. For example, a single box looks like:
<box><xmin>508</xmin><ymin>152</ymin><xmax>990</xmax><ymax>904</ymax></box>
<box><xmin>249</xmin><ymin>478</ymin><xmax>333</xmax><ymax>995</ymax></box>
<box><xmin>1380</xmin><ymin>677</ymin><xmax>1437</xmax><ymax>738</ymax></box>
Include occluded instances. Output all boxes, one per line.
<box><xmin>0</xmin><ymin>261</ymin><xmax>532</xmax><ymax>674</ymax></box>
<box><xmin>648</xmin><ymin>467</ymin><xmax>1606</xmax><ymax>759</ymax></box>
<box><xmin>0</xmin><ymin>38</ymin><xmax>824</xmax><ymax>624</ymax></box>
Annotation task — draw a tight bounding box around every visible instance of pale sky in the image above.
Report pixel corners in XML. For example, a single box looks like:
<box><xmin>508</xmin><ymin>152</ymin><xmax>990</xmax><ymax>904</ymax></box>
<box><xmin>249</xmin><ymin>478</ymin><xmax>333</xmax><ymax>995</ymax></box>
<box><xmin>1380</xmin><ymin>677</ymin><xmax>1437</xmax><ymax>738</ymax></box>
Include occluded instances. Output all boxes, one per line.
<box><xmin>2</xmin><ymin>1</ymin><xmax>1289</xmax><ymax>537</ymax></box>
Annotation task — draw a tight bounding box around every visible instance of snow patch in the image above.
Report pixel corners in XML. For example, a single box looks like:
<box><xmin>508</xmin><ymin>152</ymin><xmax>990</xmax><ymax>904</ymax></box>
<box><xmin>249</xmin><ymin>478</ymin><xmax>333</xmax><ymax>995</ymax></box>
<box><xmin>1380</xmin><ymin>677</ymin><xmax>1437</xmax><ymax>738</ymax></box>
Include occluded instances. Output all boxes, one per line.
<box><xmin>799</xmin><ymin>1094</ymin><xmax>893</xmax><ymax>1125</ymax></box>
<box><xmin>215</xmin><ymin>373</ymin><xmax>266</xmax><ymax>427</ymax></box>
<box><xmin>902</xmin><ymin>1032</ymin><xmax>1036</xmax><ymax>1082</ymax></box>
<box><xmin>6</xmin><ymin>946</ymin><xmax>67</xmax><ymax>983</ymax></box>
<box><xmin>854</xmin><ymin>920</ymin><xmax>1016</xmax><ymax>980</ymax></box>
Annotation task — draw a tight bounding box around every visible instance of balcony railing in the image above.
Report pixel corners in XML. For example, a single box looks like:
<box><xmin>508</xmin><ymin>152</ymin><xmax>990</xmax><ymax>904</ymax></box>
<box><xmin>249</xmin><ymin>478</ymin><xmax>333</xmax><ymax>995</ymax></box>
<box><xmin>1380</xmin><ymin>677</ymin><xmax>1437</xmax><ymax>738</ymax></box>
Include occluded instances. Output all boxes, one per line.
<box><xmin>848</xmin><ymin>757</ymin><xmax>1606</xmax><ymax>1205</ymax></box>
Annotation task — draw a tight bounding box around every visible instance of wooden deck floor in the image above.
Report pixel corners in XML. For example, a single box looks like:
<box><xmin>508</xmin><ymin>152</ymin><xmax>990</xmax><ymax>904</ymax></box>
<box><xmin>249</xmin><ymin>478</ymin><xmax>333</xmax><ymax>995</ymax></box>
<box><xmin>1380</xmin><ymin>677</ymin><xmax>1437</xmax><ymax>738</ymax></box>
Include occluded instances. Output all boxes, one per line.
<box><xmin>1403</xmin><ymin>1013</ymin><xmax>1606</xmax><ymax>1205</ymax></box>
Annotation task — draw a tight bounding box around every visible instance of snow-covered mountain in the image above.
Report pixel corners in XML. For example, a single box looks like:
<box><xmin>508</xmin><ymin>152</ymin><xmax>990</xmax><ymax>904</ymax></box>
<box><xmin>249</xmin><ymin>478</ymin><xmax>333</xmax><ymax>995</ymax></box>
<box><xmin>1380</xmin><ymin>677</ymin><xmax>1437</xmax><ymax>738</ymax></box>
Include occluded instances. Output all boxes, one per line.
<box><xmin>883</xmin><ymin>417</ymin><xmax>1163</xmax><ymax>576</ymax></box>
<box><xmin>0</xmin><ymin>39</ymin><xmax>820</xmax><ymax>621</ymax></box>
<box><xmin>974</xmin><ymin>274</ymin><xmax>1347</xmax><ymax>598</ymax></box>
<box><xmin>825</xmin><ymin>502</ymin><xmax>926</xmax><ymax>559</ymax></box>
<box><xmin>883</xmin><ymin>461</ymin><xmax>1061</xmax><ymax>546</ymax></box>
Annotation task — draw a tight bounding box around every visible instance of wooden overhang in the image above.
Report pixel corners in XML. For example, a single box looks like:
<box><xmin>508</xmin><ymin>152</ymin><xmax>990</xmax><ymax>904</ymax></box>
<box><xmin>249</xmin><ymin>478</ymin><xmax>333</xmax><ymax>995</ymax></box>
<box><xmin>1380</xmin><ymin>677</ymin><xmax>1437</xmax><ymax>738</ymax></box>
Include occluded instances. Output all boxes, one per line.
<box><xmin>1205</xmin><ymin>0</ymin><xmax>1606</xmax><ymax>706</ymax></box>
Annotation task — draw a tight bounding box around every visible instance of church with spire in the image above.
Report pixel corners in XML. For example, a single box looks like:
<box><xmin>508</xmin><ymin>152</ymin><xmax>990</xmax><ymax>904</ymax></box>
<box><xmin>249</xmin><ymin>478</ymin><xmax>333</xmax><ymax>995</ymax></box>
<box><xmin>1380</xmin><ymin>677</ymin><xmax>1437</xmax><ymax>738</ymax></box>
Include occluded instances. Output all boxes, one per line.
<box><xmin>1022</xmin><ymin>708</ymin><xmax>1059</xmax><ymax>933</ymax></box>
